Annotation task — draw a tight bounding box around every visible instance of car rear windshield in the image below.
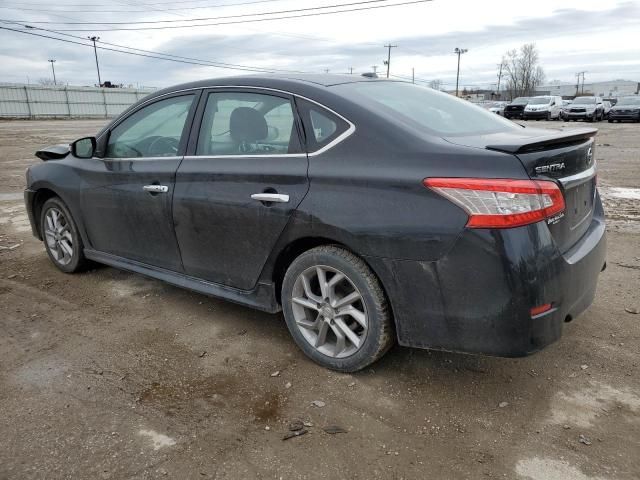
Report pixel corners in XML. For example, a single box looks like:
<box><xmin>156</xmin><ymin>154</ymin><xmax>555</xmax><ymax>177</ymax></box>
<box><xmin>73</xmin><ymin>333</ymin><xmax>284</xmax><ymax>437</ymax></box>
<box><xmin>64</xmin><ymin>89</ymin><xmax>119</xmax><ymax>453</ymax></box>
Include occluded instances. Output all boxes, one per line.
<box><xmin>331</xmin><ymin>81</ymin><xmax>521</xmax><ymax>136</ymax></box>
<box><xmin>619</xmin><ymin>97</ymin><xmax>640</xmax><ymax>105</ymax></box>
<box><xmin>529</xmin><ymin>97</ymin><xmax>551</xmax><ymax>105</ymax></box>
<box><xmin>573</xmin><ymin>97</ymin><xmax>596</xmax><ymax>104</ymax></box>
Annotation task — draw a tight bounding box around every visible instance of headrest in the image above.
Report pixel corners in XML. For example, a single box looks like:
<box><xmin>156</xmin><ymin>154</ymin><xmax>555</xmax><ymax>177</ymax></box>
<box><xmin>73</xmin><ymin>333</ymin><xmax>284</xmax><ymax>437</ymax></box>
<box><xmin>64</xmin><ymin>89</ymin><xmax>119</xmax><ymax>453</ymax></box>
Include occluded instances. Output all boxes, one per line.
<box><xmin>230</xmin><ymin>107</ymin><xmax>268</xmax><ymax>143</ymax></box>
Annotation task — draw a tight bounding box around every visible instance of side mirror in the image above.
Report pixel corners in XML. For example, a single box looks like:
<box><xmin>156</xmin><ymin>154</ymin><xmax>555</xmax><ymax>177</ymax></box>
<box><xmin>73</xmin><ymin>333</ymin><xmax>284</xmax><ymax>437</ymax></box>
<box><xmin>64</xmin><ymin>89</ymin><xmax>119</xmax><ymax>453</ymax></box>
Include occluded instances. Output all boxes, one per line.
<box><xmin>71</xmin><ymin>137</ymin><xmax>96</xmax><ymax>159</ymax></box>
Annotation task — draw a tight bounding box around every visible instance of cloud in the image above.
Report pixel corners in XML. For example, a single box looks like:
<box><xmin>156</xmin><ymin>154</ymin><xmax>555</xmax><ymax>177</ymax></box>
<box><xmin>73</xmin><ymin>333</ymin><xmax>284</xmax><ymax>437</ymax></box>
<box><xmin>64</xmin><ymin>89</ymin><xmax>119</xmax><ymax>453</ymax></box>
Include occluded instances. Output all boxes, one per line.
<box><xmin>0</xmin><ymin>0</ymin><xmax>639</xmax><ymax>88</ymax></box>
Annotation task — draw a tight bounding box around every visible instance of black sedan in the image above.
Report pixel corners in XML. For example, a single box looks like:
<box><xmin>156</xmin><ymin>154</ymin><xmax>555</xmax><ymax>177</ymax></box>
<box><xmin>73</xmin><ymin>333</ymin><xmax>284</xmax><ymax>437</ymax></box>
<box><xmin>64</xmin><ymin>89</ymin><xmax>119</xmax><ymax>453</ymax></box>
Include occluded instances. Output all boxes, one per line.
<box><xmin>608</xmin><ymin>96</ymin><xmax>640</xmax><ymax>122</ymax></box>
<box><xmin>25</xmin><ymin>75</ymin><xmax>606</xmax><ymax>372</ymax></box>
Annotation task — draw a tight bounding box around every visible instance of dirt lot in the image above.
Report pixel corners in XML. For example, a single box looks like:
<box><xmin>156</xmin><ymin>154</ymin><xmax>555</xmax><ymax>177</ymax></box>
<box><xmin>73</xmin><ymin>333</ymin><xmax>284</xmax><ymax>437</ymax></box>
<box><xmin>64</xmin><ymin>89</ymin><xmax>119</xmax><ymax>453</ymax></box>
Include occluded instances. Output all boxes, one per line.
<box><xmin>0</xmin><ymin>119</ymin><xmax>638</xmax><ymax>480</ymax></box>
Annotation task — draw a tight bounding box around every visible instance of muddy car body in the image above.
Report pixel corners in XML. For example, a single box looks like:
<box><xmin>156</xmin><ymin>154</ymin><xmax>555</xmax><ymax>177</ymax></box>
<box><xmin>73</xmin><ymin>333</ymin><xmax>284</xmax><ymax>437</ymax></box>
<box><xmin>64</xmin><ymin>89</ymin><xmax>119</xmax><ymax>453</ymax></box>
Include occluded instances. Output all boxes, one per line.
<box><xmin>24</xmin><ymin>75</ymin><xmax>607</xmax><ymax>371</ymax></box>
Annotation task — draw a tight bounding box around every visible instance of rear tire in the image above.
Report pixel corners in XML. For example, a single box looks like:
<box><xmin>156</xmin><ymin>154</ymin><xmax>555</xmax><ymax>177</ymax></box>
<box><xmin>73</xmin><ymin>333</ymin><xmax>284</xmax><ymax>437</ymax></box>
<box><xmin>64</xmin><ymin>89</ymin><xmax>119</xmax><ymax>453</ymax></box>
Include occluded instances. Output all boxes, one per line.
<box><xmin>281</xmin><ymin>246</ymin><xmax>394</xmax><ymax>372</ymax></box>
<box><xmin>40</xmin><ymin>197</ymin><xmax>87</xmax><ymax>273</ymax></box>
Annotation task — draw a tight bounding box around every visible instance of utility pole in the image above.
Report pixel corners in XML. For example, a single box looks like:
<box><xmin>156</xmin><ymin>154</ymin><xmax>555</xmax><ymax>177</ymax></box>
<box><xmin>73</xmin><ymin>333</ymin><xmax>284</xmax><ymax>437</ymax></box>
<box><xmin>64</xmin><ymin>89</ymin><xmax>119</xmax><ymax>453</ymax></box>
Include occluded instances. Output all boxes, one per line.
<box><xmin>496</xmin><ymin>62</ymin><xmax>503</xmax><ymax>98</ymax></box>
<box><xmin>575</xmin><ymin>71</ymin><xmax>587</xmax><ymax>95</ymax></box>
<box><xmin>412</xmin><ymin>67</ymin><xmax>415</xmax><ymax>84</ymax></box>
<box><xmin>48</xmin><ymin>59</ymin><xmax>57</xmax><ymax>85</ymax></box>
<box><xmin>324</xmin><ymin>68</ymin><xmax>329</xmax><ymax>73</ymax></box>
<box><xmin>88</xmin><ymin>36</ymin><xmax>102</xmax><ymax>86</ymax></box>
<box><xmin>383</xmin><ymin>43</ymin><xmax>397</xmax><ymax>78</ymax></box>
<box><xmin>454</xmin><ymin>47</ymin><xmax>468</xmax><ymax>97</ymax></box>
<box><xmin>371</xmin><ymin>65</ymin><xmax>378</xmax><ymax>74</ymax></box>
<box><xmin>349</xmin><ymin>67</ymin><xmax>353</xmax><ymax>74</ymax></box>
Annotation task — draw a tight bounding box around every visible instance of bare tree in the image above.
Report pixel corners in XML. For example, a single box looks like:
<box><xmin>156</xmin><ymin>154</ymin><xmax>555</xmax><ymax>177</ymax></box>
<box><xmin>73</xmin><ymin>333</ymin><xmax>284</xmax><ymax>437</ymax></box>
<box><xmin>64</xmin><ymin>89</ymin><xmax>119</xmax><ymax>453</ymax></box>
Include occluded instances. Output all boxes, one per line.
<box><xmin>502</xmin><ymin>43</ymin><xmax>545</xmax><ymax>100</ymax></box>
<box><xmin>37</xmin><ymin>77</ymin><xmax>57</xmax><ymax>86</ymax></box>
<box><xmin>429</xmin><ymin>79</ymin><xmax>442</xmax><ymax>90</ymax></box>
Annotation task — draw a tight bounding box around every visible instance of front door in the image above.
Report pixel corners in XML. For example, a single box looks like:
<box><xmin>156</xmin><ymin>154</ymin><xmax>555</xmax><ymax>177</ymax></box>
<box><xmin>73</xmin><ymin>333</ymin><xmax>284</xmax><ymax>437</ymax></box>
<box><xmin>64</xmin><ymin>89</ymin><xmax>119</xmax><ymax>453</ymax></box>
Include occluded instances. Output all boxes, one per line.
<box><xmin>80</xmin><ymin>93</ymin><xmax>198</xmax><ymax>271</ymax></box>
<box><xmin>173</xmin><ymin>89</ymin><xmax>309</xmax><ymax>290</ymax></box>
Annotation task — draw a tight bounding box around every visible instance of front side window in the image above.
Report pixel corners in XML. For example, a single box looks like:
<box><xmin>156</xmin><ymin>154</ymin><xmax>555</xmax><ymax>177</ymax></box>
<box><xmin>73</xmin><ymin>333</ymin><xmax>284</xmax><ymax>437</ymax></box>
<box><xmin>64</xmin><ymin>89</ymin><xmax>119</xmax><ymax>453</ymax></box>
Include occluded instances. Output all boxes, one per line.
<box><xmin>196</xmin><ymin>91</ymin><xmax>301</xmax><ymax>156</ymax></box>
<box><xmin>331</xmin><ymin>81</ymin><xmax>520</xmax><ymax>136</ymax></box>
<box><xmin>106</xmin><ymin>95</ymin><xmax>195</xmax><ymax>158</ymax></box>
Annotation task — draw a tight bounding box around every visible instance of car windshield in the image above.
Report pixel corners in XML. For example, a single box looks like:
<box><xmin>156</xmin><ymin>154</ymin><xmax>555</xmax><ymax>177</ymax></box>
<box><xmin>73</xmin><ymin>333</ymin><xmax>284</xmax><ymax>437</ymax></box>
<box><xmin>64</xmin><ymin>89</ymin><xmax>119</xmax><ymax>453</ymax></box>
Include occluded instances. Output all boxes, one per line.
<box><xmin>573</xmin><ymin>97</ymin><xmax>597</xmax><ymax>104</ymax></box>
<box><xmin>511</xmin><ymin>97</ymin><xmax>529</xmax><ymax>104</ymax></box>
<box><xmin>529</xmin><ymin>97</ymin><xmax>551</xmax><ymax>105</ymax></box>
<box><xmin>331</xmin><ymin>81</ymin><xmax>521</xmax><ymax>136</ymax></box>
<box><xmin>618</xmin><ymin>96</ymin><xmax>640</xmax><ymax>106</ymax></box>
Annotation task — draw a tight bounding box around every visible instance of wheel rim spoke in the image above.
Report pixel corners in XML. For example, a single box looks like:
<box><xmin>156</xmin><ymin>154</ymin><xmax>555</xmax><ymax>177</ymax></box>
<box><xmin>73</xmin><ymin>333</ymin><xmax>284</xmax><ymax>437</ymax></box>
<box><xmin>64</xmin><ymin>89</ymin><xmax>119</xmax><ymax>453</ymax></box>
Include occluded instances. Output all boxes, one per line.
<box><xmin>333</xmin><ymin>290</ymin><xmax>361</xmax><ymax>309</ymax></box>
<box><xmin>316</xmin><ymin>267</ymin><xmax>329</xmax><ymax>300</ymax></box>
<box><xmin>59</xmin><ymin>239</ymin><xmax>73</xmax><ymax>256</ymax></box>
<box><xmin>337</xmin><ymin>306</ymin><xmax>367</xmax><ymax>329</ymax></box>
<box><xmin>315</xmin><ymin>321</ymin><xmax>329</xmax><ymax>348</ymax></box>
<box><xmin>301</xmin><ymin>272</ymin><xmax>322</xmax><ymax>303</ymax></box>
<box><xmin>334</xmin><ymin>318</ymin><xmax>361</xmax><ymax>349</ymax></box>
<box><xmin>292</xmin><ymin>296</ymin><xmax>319</xmax><ymax>311</ymax></box>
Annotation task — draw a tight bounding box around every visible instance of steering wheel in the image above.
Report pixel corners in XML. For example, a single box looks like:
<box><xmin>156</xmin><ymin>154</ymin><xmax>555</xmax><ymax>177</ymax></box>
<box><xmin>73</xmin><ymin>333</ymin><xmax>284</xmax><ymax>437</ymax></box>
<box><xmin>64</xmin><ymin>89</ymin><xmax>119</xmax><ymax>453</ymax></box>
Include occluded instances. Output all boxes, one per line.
<box><xmin>148</xmin><ymin>136</ymin><xmax>179</xmax><ymax>156</ymax></box>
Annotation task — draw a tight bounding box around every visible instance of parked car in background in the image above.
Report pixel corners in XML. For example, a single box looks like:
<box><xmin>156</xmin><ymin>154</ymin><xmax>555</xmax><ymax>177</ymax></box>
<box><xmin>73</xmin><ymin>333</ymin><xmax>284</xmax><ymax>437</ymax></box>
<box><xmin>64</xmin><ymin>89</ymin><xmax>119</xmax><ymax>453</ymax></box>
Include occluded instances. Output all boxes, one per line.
<box><xmin>25</xmin><ymin>75</ymin><xmax>606</xmax><ymax>371</ymax></box>
<box><xmin>562</xmin><ymin>96</ymin><xmax>604</xmax><ymax>122</ymax></box>
<box><xmin>602</xmin><ymin>101</ymin><xmax>612</xmax><ymax>118</ymax></box>
<box><xmin>503</xmin><ymin>97</ymin><xmax>529</xmax><ymax>119</ymax></box>
<box><xmin>608</xmin><ymin>96</ymin><xmax>640</xmax><ymax>122</ymax></box>
<box><xmin>488</xmin><ymin>101</ymin><xmax>508</xmax><ymax>116</ymax></box>
<box><xmin>523</xmin><ymin>96</ymin><xmax>563</xmax><ymax>120</ymax></box>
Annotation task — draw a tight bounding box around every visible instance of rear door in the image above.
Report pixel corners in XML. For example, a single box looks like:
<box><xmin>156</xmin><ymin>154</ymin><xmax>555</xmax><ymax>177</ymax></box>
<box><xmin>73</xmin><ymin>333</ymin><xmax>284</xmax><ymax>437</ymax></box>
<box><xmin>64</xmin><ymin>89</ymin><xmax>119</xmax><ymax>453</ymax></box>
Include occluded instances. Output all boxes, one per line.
<box><xmin>80</xmin><ymin>92</ymin><xmax>199</xmax><ymax>271</ymax></box>
<box><xmin>173</xmin><ymin>88</ymin><xmax>308</xmax><ymax>290</ymax></box>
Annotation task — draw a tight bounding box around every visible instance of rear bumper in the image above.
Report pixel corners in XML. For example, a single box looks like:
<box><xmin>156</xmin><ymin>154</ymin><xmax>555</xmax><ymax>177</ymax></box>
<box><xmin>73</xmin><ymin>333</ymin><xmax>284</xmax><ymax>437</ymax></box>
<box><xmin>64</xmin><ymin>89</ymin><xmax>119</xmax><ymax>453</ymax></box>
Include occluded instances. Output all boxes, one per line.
<box><xmin>367</xmin><ymin>200</ymin><xmax>606</xmax><ymax>357</ymax></box>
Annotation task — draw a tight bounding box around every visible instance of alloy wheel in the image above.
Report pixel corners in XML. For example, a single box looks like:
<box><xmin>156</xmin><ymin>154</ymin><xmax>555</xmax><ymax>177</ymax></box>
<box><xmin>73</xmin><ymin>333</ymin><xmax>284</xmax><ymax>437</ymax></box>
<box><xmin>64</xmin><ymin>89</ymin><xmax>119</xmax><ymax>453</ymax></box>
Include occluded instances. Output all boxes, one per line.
<box><xmin>44</xmin><ymin>207</ymin><xmax>74</xmax><ymax>266</ymax></box>
<box><xmin>290</xmin><ymin>265</ymin><xmax>368</xmax><ymax>358</ymax></box>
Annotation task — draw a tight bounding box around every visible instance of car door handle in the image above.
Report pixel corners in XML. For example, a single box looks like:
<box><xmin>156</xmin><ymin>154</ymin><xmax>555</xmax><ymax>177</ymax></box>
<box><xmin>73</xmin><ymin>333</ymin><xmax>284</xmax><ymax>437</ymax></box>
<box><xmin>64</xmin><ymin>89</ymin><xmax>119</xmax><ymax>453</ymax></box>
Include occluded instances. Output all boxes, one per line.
<box><xmin>250</xmin><ymin>193</ymin><xmax>289</xmax><ymax>203</ymax></box>
<box><xmin>143</xmin><ymin>185</ymin><xmax>169</xmax><ymax>193</ymax></box>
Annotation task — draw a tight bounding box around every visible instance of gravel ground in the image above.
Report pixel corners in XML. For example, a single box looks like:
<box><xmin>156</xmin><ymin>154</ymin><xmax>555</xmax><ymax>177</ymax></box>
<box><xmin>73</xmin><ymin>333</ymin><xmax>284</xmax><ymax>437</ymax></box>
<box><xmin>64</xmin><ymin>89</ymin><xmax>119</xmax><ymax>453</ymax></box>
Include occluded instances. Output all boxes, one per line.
<box><xmin>0</xmin><ymin>119</ymin><xmax>638</xmax><ymax>480</ymax></box>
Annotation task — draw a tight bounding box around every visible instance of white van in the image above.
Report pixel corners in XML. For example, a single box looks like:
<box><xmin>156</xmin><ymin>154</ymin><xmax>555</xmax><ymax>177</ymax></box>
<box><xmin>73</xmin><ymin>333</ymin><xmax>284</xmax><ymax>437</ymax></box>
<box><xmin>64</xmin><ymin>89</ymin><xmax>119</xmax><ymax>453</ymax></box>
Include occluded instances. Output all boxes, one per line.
<box><xmin>523</xmin><ymin>95</ymin><xmax>563</xmax><ymax>120</ymax></box>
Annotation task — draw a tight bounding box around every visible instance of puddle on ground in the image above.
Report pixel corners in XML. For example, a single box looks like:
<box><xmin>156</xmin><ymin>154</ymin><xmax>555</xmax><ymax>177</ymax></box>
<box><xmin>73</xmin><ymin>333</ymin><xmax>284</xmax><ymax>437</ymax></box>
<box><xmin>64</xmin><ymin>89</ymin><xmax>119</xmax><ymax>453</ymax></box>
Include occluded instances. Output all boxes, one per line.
<box><xmin>605</xmin><ymin>187</ymin><xmax>640</xmax><ymax>200</ymax></box>
<box><xmin>0</xmin><ymin>202</ymin><xmax>30</xmax><ymax>233</ymax></box>
<box><xmin>0</xmin><ymin>193</ymin><xmax>23</xmax><ymax>201</ymax></box>
<box><xmin>548</xmin><ymin>381</ymin><xmax>640</xmax><ymax>428</ymax></box>
<box><xmin>516</xmin><ymin>457</ymin><xmax>609</xmax><ymax>480</ymax></box>
<box><xmin>138</xmin><ymin>429</ymin><xmax>176</xmax><ymax>450</ymax></box>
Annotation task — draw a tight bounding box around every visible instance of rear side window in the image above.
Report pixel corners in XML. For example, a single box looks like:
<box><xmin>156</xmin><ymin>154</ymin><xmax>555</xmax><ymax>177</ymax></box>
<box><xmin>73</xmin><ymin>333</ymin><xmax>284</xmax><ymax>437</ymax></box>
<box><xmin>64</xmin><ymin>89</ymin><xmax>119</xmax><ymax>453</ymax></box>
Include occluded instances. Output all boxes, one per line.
<box><xmin>195</xmin><ymin>91</ymin><xmax>302</xmax><ymax>156</ymax></box>
<box><xmin>297</xmin><ymin>99</ymin><xmax>350</xmax><ymax>153</ymax></box>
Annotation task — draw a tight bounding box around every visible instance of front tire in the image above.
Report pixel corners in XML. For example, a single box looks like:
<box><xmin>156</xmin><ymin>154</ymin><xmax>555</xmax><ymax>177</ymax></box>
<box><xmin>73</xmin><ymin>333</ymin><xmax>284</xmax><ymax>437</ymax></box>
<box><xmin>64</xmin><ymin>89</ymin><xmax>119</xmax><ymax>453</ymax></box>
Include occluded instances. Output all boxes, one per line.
<box><xmin>281</xmin><ymin>246</ymin><xmax>394</xmax><ymax>372</ymax></box>
<box><xmin>40</xmin><ymin>197</ymin><xmax>87</xmax><ymax>273</ymax></box>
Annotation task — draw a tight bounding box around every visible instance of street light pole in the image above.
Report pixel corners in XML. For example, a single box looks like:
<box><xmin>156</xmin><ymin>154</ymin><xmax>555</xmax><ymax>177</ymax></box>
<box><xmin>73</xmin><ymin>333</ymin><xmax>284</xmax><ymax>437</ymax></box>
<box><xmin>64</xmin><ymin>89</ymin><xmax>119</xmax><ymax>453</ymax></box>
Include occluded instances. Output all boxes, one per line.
<box><xmin>454</xmin><ymin>47</ymin><xmax>467</xmax><ymax>97</ymax></box>
<box><xmin>88</xmin><ymin>36</ymin><xmax>102</xmax><ymax>86</ymax></box>
<box><xmin>48</xmin><ymin>59</ymin><xmax>56</xmax><ymax>85</ymax></box>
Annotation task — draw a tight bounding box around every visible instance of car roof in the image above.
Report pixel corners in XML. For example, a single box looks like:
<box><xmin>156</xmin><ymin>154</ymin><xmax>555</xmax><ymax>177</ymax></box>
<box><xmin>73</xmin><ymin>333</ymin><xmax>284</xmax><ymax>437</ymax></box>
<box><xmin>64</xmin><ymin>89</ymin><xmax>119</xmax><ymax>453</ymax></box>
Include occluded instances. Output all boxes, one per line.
<box><xmin>146</xmin><ymin>73</ymin><xmax>402</xmax><ymax>100</ymax></box>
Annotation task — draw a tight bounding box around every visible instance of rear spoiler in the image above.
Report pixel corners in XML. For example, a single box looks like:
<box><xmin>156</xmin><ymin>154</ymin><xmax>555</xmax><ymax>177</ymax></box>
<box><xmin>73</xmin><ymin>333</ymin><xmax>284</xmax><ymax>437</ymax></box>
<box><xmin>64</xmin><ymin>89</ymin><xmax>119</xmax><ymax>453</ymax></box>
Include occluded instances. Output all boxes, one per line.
<box><xmin>486</xmin><ymin>127</ymin><xmax>597</xmax><ymax>154</ymax></box>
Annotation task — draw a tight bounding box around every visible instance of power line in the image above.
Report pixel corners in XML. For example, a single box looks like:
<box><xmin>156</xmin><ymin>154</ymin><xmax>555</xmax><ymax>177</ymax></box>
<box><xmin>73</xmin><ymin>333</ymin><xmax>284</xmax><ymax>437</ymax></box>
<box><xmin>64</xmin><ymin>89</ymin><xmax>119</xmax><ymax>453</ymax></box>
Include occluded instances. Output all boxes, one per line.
<box><xmin>0</xmin><ymin>0</ymin><xmax>285</xmax><ymax>9</ymax></box>
<box><xmin>0</xmin><ymin>20</ymin><xmax>310</xmax><ymax>73</ymax></box>
<box><xmin>0</xmin><ymin>24</ymin><xmax>310</xmax><ymax>74</ymax></box>
<box><xmin>8</xmin><ymin>0</ymin><xmax>433</xmax><ymax>31</ymax></box>
<box><xmin>4</xmin><ymin>0</ymin><xmax>428</xmax><ymax>24</ymax></box>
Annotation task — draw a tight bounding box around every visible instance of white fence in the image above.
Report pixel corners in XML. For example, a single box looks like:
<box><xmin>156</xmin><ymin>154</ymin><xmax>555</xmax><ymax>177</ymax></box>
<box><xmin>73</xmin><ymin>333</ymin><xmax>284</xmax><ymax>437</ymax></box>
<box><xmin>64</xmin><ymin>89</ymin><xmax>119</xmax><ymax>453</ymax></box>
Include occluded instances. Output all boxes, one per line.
<box><xmin>0</xmin><ymin>84</ymin><xmax>156</xmax><ymax>118</ymax></box>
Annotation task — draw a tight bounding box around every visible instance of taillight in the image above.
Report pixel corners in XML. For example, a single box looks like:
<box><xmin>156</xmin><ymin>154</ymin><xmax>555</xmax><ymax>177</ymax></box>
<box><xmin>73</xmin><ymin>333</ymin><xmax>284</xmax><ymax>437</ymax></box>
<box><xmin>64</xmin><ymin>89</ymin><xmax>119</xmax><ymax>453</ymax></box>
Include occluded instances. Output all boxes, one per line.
<box><xmin>424</xmin><ymin>178</ymin><xmax>565</xmax><ymax>228</ymax></box>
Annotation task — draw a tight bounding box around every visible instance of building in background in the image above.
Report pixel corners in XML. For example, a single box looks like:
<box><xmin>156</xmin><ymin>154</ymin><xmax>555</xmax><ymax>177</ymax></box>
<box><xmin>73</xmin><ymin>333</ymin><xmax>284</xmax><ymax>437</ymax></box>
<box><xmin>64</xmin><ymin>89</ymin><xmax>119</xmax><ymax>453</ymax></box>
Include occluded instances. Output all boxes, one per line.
<box><xmin>537</xmin><ymin>79</ymin><xmax>639</xmax><ymax>98</ymax></box>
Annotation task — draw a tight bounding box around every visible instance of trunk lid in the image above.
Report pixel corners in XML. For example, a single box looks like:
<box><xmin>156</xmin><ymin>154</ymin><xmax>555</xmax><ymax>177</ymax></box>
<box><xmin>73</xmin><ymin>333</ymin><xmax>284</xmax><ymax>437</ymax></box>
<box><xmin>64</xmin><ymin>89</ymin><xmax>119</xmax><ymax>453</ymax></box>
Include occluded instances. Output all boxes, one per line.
<box><xmin>445</xmin><ymin>127</ymin><xmax>598</xmax><ymax>253</ymax></box>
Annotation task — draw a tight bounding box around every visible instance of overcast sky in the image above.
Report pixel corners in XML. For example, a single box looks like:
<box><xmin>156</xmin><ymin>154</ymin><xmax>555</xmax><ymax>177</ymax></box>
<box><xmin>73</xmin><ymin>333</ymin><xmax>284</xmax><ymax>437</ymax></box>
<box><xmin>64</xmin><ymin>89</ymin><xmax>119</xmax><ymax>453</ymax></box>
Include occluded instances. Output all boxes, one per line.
<box><xmin>0</xmin><ymin>0</ymin><xmax>639</xmax><ymax>89</ymax></box>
